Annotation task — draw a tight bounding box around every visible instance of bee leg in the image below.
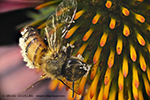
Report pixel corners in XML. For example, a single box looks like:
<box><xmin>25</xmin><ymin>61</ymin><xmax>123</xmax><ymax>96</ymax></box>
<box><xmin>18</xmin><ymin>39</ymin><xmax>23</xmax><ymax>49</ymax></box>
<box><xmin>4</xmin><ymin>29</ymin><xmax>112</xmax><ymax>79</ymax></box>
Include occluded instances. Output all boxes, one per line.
<box><xmin>20</xmin><ymin>80</ymin><xmax>41</xmax><ymax>93</ymax></box>
<box><xmin>66</xmin><ymin>46</ymin><xmax>72</xmax><ymax>58</ymax></box>
<box><xmin>72</xmin><ymin>80</ymin><xmax>74</xmax><ymax>98</ymax></box>
<box><xmin>66</xmin><ymin>43</ymin><xmax>74</xmax><ymax>58</ymax></box>
<box><xmin>20</xmin><ymin>75</ymin><xmax>48</xmax><ymax>93</ymax></box>
<box><xmin>58</xmin><ymin>79</ymin><xmax>71</xmax><ymax>89</ymax></box>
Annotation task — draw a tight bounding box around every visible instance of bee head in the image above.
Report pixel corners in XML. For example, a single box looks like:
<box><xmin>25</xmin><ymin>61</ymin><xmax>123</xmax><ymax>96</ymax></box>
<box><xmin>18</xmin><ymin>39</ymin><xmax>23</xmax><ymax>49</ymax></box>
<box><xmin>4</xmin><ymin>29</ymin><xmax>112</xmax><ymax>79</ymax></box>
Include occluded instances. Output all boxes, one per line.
<box><xmin>61</xmin><ymin>57</ymin><xmax>91</xmax><ymax>81</ymax></box>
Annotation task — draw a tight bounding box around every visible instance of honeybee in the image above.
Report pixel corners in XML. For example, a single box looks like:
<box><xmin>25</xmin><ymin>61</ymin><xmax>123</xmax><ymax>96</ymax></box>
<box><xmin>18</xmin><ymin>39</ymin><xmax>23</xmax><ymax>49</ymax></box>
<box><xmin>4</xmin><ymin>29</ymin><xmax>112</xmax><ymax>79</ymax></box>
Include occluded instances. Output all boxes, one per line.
<box><xmin>19</xmin><ymin>0</ymin><xmax>91</xmax><ymax>97</ymax></box>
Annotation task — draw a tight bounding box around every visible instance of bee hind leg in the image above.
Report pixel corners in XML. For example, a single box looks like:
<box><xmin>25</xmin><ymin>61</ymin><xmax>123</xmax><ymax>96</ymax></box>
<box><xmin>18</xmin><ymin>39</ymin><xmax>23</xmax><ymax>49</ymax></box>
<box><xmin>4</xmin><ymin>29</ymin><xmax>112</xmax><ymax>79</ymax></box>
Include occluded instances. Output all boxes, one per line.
<box><xmin>20</xmin><ymin>80</ymin><xmax>41</xmax><ymax>93</ymax></box>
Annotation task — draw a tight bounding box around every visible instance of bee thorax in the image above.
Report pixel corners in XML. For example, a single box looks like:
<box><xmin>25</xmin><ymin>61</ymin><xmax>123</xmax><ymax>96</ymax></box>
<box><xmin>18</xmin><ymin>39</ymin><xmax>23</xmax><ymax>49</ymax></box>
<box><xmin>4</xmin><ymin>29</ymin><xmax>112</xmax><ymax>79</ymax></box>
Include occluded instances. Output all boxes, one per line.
<box><xmin>42</xmin><ymin>52</ymin><xmax>67</xmax><ymax>79</ymax></box>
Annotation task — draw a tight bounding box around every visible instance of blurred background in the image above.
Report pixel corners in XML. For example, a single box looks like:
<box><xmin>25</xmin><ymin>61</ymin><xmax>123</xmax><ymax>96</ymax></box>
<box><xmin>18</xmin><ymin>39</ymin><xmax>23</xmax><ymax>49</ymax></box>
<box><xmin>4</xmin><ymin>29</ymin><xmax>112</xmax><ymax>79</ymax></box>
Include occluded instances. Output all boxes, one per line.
<box><xmin>0</xmin><ymin>0</ymin><xmax>67</xmax><ymax>100</ymax></box>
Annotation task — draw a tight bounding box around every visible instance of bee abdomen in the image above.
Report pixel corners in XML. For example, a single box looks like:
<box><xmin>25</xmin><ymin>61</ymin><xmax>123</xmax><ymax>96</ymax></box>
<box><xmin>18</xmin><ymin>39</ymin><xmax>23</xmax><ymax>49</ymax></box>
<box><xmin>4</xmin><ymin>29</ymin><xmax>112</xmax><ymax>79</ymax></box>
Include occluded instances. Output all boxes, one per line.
<box><xmin>19</xmin><ymin>26</ymin><xmax>47</xmax><ymax>69</ymax></box>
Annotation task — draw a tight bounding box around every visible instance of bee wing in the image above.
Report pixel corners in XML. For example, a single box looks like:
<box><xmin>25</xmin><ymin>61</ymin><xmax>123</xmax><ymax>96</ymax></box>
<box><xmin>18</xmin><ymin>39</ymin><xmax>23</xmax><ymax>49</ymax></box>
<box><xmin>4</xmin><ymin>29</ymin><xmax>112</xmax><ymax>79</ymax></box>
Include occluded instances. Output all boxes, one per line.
<box><xmin>58</xmin><ymin>77</ymin><xmax>86</xmax><ymax>96</ymax></box>
<box><xmin>44</xmin><ymin>0</ymin><xmax>77</xmax><ymax>52</ymax></box>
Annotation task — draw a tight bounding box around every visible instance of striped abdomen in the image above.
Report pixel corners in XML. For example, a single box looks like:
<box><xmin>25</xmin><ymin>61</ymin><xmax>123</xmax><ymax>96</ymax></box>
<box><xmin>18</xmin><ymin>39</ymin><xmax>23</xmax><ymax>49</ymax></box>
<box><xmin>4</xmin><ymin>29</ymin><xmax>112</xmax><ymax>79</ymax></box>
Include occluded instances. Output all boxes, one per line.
<box><xmin>19</xmin><ymin>26</ymin><xmax>47</xmax><ymax>69</ymax></box>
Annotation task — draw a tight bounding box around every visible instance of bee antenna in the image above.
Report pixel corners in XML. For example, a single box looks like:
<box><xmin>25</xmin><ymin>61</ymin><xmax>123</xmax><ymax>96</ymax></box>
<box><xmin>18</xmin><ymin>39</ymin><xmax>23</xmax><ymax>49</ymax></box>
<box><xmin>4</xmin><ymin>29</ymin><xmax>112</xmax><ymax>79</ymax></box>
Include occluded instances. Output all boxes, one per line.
<box><xmin>58</xmin><ymin>79</ymin><xmax>76</xmax><ymax>98</ymax></box>
<box><xmin>72</xmin><ymin>80</ymin><xmax>74</xmax><ymax>98</ymax></box>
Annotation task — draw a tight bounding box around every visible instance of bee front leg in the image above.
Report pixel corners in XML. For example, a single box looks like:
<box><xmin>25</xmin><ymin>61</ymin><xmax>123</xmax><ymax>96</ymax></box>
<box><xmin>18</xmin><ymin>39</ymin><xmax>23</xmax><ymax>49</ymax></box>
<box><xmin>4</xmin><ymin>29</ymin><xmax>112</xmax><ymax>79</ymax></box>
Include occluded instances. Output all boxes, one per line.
<box><xmin>72</xmin><ymin>80</ymin><xmax>74</xmax><ymax>98</ymax></box>
<box><xmin>66</xmin><ymin>43</ymin><xmax>74</xmax><ymax>58</ymax></box>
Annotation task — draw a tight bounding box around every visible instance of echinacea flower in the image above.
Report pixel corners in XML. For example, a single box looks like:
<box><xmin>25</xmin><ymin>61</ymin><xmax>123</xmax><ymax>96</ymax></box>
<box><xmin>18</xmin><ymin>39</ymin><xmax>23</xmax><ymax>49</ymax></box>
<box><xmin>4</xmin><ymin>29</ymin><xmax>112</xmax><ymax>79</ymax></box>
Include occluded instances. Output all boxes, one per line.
<box><xmin>19</xmin><ymin>0</ymin><xmax>150</xmax><ymax>100</ymax></box>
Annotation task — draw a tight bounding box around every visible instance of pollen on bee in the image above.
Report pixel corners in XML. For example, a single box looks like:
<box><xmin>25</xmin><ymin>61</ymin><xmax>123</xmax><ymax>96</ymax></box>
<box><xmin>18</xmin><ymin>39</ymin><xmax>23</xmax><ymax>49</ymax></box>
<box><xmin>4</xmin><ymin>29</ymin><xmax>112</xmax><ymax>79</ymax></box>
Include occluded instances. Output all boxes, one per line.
<box><xmin>84</xmin><ymin>64</ymin><xmax>91</xmax><ymax>77</ymax></box>
<box><xmin>19</xmin><ymin>36</ymin><xmax>35</xmax><ymax>69</ymax></box>
<box><xmin>21</xmin><ymin>27</ymin><xmax>28</xmax><ymax>35</ymax></box>
<box><xmin>76</xmin><ymin>54</ymin><xmax>84</xmax><ymax>61</ymax></box>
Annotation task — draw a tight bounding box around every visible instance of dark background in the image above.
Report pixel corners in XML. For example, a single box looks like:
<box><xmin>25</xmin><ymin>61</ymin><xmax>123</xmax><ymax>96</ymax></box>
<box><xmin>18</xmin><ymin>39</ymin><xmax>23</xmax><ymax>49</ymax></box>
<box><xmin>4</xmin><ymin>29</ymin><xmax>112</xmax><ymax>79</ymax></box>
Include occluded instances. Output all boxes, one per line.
<box><xmin>0</xmin><ymin>8</ymin><xmax>33</xmax><ymax>45</ymax></box>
